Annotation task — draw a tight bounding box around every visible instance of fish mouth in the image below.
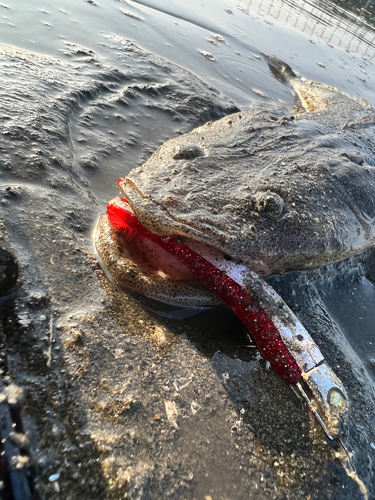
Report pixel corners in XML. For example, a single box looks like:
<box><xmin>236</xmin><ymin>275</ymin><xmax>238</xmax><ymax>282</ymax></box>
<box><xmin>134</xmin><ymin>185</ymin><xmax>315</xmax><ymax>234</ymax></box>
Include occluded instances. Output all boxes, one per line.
<box><xmin>93</xmin><ymin>196</ymin><xmax>223</xmax><ymax>309</ymax></box>
<box><xmin>94</xmin><ymin>194</ymin><xmax>271</xmax><ymax>310</ymax></box>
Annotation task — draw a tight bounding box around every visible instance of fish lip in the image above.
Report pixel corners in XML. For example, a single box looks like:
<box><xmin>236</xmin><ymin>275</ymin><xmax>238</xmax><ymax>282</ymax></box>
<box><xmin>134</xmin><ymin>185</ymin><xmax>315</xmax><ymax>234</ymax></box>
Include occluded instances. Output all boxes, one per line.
<box><xmin>121</xmin><ymin>179</ymin><xmax>273</xmax><ymax>277</ymax></box>
<box><xmin>94</xmin><ymin>212</ymin><xmax>224</xmax><ymax>307</ymax></box>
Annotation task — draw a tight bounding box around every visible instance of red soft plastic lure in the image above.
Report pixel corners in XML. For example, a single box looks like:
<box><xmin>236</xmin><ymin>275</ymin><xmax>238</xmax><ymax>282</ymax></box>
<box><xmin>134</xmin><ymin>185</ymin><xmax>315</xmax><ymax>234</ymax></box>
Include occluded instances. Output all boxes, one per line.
<box><xmin>107</xmin><ymin>196</ymin><xmax>302</xmax><ymax>385</ymax></box>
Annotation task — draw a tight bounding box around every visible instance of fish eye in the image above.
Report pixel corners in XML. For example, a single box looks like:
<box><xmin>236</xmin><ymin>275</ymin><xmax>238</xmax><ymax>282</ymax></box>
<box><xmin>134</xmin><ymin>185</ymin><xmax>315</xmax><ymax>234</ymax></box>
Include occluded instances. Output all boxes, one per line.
<box><xmin>254</xmin><ymin>191</ymin><xmax>284</xmax><ymax>219</ymax></box>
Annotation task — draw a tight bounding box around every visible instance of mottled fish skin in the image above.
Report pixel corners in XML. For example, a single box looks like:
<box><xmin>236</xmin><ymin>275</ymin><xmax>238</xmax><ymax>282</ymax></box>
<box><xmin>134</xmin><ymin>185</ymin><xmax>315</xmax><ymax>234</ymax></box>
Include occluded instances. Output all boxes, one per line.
<box><xmin>96</xmin><ymin>57</ymin><xmax>375</xmax><ymax>304</ymax></box>
<box><xmin>121</xmin><ymin>59</ymin><xmax>375</xmax><ymax>277</ymax></box>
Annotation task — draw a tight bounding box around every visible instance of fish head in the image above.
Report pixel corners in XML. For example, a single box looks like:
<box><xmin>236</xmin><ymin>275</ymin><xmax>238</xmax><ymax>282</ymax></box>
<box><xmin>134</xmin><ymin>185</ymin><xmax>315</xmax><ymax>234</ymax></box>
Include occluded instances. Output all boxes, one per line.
<box><xmin>121</xmin><ymin>107</ymin><xmax>375</xmax><ymax>276</ymax></box>
<box><xmin>95</xmin><ymin>104</ymin><xmax>375</xmax><ymax>306</ymax></box>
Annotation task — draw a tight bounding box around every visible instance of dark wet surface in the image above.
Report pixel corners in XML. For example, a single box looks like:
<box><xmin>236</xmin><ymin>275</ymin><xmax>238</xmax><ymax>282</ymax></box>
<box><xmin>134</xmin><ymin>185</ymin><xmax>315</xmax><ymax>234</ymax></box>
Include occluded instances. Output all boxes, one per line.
<box><xmin>1</xmin><ymin>0</ymin><xmax>375</xmax><ymax>499</ymax></box>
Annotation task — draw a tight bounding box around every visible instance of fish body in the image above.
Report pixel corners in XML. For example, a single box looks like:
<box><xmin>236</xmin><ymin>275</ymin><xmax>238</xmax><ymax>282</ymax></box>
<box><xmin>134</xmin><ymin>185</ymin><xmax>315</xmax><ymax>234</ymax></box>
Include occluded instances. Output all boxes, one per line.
<box><xmin>95</xmin><ymin>57</ymin><xmax>375</xmax><ymax>306</ymax></box>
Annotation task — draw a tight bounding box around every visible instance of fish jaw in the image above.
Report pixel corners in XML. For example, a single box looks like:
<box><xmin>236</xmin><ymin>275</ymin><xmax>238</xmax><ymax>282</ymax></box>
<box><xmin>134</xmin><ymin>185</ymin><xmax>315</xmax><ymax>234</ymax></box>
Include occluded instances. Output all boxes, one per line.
<box><xmin>94</xmin><ymin>197</ymin><xmax>223</xmax><ymax>307</ymax></box>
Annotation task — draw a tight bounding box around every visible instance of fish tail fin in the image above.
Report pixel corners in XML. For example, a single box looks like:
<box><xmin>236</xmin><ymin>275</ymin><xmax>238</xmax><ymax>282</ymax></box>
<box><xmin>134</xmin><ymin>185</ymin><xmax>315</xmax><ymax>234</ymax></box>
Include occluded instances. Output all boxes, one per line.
<box><xmin>263</xmin><ymin>54</ymin><xmax>298</xmax><ymax>84</ymax></box>
<box><xmin>264</xmin><ymin>54</ymin><xmax>355</xmax><ymax>114</ymax></box>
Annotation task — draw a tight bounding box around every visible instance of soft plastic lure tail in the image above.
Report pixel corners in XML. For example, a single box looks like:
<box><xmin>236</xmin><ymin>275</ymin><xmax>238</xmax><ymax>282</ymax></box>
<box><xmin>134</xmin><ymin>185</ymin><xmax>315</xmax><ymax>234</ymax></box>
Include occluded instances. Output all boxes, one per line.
<box><xmin>106</xmin><ymin>195</ymin><xmax>349</xmax><ymax>441</ymax></box>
